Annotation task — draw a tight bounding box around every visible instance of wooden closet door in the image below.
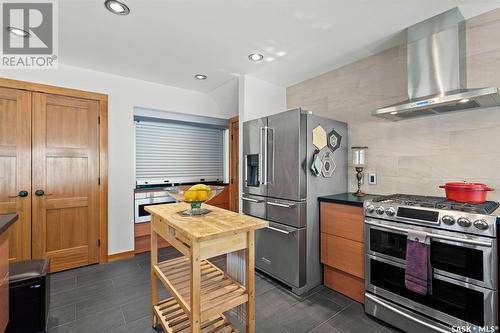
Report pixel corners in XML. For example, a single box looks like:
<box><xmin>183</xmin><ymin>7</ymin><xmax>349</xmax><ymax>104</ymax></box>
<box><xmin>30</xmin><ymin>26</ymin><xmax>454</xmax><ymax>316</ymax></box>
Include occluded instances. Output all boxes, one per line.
<box><xmin>0</xmin><ymin>87</ymin><xmax>31</xmax><ymax>261</ymax></box>
<box><xmin>32</xmin><ymin>93</ymin><xmax>100</xmax><ymax>272</ymax></box>
<box><xmin>229</xmin><ymin>117</ymin><xmax>239</xmax><ymax>212</ymax></box>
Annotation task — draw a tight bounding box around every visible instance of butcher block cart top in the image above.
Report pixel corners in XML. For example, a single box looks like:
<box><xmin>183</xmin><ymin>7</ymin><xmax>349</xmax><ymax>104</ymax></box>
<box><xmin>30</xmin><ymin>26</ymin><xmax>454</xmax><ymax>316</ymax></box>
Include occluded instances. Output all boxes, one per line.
<box><xmin>146</xmin><ymin>203</ymin><xmax>267</xmax><ymax>333</ymax></box>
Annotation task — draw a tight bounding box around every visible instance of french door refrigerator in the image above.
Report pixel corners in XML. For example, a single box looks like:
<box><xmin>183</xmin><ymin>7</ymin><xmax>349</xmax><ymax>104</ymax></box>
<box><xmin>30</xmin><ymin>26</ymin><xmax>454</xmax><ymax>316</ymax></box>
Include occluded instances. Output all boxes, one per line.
<box><xmin>242</xmin><ymin>108</ymin><xmax>347</xmax><ymax>295</ymax></box>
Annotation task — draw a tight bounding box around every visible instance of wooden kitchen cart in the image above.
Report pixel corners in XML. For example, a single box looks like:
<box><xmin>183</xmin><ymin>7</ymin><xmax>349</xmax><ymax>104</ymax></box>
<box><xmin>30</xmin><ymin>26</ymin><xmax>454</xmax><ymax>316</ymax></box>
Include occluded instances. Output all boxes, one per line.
<box><xmin>146</xmin><ymin>203</ymin><xmax>267</xmax><ymax>333</ymax></box>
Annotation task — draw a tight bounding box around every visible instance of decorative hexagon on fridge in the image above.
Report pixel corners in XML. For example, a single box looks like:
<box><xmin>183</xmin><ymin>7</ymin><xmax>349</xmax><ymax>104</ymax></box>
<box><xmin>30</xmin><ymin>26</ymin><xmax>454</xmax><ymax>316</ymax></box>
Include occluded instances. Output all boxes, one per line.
<box><xmin>321</xmin><ymin>152</ymin><xmax>336</xmax><ymax>178</ymax></box>
<box><xmin>327</xmin><ymin>129</ymin><xmax>342</xmax><ymax>152</ymax></box>
<box><xmin>312</xmin><ymin>125</ymin><xmax>327</xmax><ymax>150</ymax></box>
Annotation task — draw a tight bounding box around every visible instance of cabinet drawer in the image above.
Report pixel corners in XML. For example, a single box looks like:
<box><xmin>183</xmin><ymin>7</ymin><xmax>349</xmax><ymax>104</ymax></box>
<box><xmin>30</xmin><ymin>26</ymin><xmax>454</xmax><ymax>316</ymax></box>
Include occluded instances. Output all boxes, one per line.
<box><xmin>256</xmin><ymin>222</ymin><xmax>306</xmax><ymax>288</ymax></box>
<box><xmin>321</xmin><ymin>234</ymin><xmax>364</xmax><ymax>278</ymax></box>
<box><xmin>320</xmin><ymin>203</ymin><xmax>363</xmax><ymax>242</ymax></box>
<box><xmin>324</xmin><ymin>266</ymin><xmax>364</xmax><ymax>304</ymax></box>
<box><xmin>242</xmin><ymin>195</ymin><xmax>266</xmax><ymax>220</ymax></box>
<box><xmin>0</xmin><ymin>233</ymin><xmax>8</xmax><ymax>281</ymax></box>
<box><xmin>267</xmin><ymin>199</ymin><xmax>306</xmax><ymax>228</ymax></box>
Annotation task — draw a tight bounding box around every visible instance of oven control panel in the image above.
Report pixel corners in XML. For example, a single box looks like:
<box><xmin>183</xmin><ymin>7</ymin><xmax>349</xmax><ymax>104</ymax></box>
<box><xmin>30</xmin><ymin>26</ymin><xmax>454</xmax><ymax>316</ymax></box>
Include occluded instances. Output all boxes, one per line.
<box><xmin>441</xmin><ymin>215</ymin><xmax>455</xmax><ymax>225</ymax></box>
<box><xmin>364</xmin><ymin>201</ymin><xmax>496</xmax><ymax>237</ymax></box>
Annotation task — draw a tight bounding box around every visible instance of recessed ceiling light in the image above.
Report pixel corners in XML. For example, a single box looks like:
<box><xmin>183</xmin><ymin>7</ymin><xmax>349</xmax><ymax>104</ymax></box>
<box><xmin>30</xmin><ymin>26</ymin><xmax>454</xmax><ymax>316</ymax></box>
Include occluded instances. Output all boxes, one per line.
<box><xmin>276</xmin><ymin>51</ymin><xmax>287</xmax><ymax>57</ymax></box>
<box><xmin>6</xmin><ymin>26</ymin><xmax>30</xmax><ymax>38</ymax></box>
<box><xmin>194</xmin><ymin>74</ymin><xmax>207</xmax><ymax>80</ymax></box>
<box><xmin>390</xmin><ymin>111</ymin><xmax>398</xmax><ymax>115</ymax></box>
<box><xmin>459</xmin><ymin>98</ymin><xmax>470</xmax><ymax>103</ymax></box>
<box><xmin>248</xmin><ymin>53</ymin><xmax>264</xmax><ymax>62</ymax></box>
<box><xmin>265</xmin><ymin>57</ymin><xmax>275</xmax><ymax>62</ymax></box>
<box><xmin>104</xmin><ymin>0</ymin><xmax>130</xmax><ymax>15</ymax></box>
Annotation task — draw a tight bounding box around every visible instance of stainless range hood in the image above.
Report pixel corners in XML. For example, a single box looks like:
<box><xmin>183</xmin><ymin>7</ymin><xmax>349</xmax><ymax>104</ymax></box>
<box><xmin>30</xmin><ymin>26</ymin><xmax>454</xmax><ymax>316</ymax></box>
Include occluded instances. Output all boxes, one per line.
<box><xmin>373</xmin><ymin>8</ymin><xmax>500</xmax><ymax>121</ymax></box>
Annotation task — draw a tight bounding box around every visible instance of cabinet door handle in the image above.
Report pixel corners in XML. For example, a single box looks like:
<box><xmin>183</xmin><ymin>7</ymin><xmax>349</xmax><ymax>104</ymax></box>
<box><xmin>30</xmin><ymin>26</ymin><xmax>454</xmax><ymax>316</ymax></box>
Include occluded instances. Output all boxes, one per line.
<box><xmin>35</xmin><ymin>190</ymin><xmax>53</xmax><ymax>197</ymax></box>
<box><xmin>8</xmin><ymin>190</ymin><xmax>29</xmax><ymax>198</ymax></box>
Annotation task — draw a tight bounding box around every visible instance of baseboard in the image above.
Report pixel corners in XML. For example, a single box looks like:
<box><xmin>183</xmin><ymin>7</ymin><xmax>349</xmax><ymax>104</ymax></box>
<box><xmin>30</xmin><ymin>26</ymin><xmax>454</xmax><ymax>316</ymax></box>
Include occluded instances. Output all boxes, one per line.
<box><xmin>134</xmin><ymin>235</ymin><xmax>171</xmax><ymax>254</ymax></box>
<box><xmin>107</xmin><ymin>250</ymin><xmax>135</xmax><ymax>262</ymax></box>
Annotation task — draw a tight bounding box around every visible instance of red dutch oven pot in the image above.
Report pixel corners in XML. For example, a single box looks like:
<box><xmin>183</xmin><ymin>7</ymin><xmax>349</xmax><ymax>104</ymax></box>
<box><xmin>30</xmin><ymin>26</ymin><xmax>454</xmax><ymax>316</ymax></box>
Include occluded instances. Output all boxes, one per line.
<box><xmin>439</xmin><ymin>182</ymin><xmax>494</xmax><ymax>203</ymax></box>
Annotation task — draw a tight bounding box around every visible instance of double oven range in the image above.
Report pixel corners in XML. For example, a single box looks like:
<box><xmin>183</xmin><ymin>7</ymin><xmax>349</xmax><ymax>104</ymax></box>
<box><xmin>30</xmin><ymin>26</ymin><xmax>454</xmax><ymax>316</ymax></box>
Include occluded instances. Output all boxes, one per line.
<box><xmin>364</xmin><ymin>194</ymin><xmax>499</xmax><ymax>333</ymax></box>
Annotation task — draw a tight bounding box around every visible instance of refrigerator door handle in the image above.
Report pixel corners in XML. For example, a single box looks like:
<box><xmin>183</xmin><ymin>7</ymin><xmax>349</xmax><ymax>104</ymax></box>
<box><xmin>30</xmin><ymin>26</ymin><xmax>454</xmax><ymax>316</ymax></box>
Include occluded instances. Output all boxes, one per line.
<box><xmin>242</xmin><ymin>196</ymin><xmax>264</xmax><ymax>203</ymax></box>
<box><xmin>260</xmin><ymin>126</ymin><xmax>268</xmax><ymax>185</ymax></box>
<box><xmin>267</xmin><ymin>127</ymin><xmax>275</xmax><ymax>185</ymax></box>
<box><xmin>266</xmin><ymin>226</ymin><xmax>294</xmax><ymax>235</ymax></box>
<box><xmin>267</xmin><ymin>201</ymin><xmax>296</xmax><ymax>208</ymax></box>
<box><xmin>244</xmin><ymin>155</ymin><xmax>248</xmax><ymax>185</ymax></box>
<box><xmin>259</xmin><ymin>127</ymin><xmax>266</xmax><ymax>185</ymax></box>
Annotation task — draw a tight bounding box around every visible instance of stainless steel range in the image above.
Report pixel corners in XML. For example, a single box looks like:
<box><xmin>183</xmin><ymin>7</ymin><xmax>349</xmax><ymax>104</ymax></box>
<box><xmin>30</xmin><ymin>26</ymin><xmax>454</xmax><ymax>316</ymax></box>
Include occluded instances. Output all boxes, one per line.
<box><xmin>364</xmin><ymin>194</ymin><xmax>499</xmax><ymax>333</ymax></box>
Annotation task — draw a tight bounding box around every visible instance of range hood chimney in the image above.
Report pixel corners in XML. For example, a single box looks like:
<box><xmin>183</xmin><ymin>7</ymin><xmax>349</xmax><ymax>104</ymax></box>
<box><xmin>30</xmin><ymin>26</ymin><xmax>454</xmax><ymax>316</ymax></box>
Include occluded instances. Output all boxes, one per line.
<box><xmin>372</xmin><ymin>7</ymin><xmax>500</xmax><ymax>121</ymax></box>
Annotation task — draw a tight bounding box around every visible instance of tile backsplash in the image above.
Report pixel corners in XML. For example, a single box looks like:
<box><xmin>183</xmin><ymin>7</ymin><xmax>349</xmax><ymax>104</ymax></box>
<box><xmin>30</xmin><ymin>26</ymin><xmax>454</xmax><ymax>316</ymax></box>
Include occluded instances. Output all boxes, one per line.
<box><xmin>287</xmin><ymin>8</ymin><xmax>500</xmax><ymax>201</ymax></box>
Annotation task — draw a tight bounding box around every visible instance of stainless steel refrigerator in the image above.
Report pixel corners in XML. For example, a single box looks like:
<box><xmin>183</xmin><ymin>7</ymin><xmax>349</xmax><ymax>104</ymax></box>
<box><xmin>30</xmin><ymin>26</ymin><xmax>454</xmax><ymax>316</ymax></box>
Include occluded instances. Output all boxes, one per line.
<box><xmin>242</xmin><ymin>108</ymin><xmax>347</xmax><ymax>295</ymax></box>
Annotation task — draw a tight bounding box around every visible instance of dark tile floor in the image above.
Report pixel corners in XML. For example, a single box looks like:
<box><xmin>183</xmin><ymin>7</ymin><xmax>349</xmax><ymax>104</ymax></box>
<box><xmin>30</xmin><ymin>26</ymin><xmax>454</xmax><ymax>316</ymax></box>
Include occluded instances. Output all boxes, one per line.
<box><xmin>47</xmin><ymin>247</ymin><xmax>401</xmax><ymax>333</ymax></box>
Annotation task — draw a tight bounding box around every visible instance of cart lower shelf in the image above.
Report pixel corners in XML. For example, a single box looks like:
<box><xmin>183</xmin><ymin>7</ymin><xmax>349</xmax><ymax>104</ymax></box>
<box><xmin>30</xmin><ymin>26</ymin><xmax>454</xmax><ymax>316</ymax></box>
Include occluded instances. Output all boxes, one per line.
<box><xmin>154</xmin><ymin>297</ymin><xmax>239</xmax><ymax>333</ymax></box>
<box><xmin>153</xmin><ymin>256</ymin><xmax>248</xmax><ymax>321</ymax></box>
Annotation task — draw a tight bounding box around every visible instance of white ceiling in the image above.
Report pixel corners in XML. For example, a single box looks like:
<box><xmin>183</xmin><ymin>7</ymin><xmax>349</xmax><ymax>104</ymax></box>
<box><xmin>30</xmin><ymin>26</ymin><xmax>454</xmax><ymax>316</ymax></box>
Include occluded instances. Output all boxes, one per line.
<box><xmin>60</xmin><ymin>0</ymin><xmax>500</xmax><ymax>92</ymax></box>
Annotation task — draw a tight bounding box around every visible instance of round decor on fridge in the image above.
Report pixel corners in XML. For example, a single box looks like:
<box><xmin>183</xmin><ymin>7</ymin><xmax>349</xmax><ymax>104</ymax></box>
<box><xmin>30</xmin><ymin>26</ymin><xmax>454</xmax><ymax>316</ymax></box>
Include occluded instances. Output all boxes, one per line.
<box><xmin>321</xmin><ymin>152</ymin><xmax>336</xmax><ymax>177</ymax></box>
<box><xmin>312</xmin><ymin>125</ymin><xmax>327</xmax><ymax>150</ymax></box>
<box><xmin>327</xmin><ymin>129</ymin><xmax>342</xmax><ymax>152</ymax></box>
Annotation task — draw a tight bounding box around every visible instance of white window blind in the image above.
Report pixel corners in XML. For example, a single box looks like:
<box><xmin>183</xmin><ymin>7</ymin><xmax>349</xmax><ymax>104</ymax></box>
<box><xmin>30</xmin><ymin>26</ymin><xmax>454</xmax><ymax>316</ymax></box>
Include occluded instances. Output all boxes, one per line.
<box><xmin>135</xmin><ymin>120</ymin><xmax>224</xmax><ymax>184</ymax></box>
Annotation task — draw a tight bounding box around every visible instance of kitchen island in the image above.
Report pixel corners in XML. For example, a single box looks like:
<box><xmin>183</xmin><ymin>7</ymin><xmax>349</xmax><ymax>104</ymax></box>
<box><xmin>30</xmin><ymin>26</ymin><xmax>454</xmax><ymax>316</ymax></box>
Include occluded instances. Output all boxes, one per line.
<box><xmin>146</xmin><ymin>203</ymin><xmax>267</xmax><ymax>333</ymax></box>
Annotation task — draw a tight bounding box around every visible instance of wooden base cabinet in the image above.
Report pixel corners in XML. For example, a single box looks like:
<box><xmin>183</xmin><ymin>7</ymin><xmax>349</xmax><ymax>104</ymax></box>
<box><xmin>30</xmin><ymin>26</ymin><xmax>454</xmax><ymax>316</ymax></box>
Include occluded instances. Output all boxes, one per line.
<box><xmin>324</xmin><ymin>266</ymin><xmax>364</xmax><ymax>303</ymax></box>
<box><xmin>0</xmin><ymin>232</ymin><xmax>9</xmax><ymax>332</ymax></box>
<box><xmin>134</xmin><ymin>222</ymin><xmax>170</xmax><ymax>254</ymax></box>
<box><xmin>206</xmin><ymin>185</ymin><xmax>229</xmax><ymax>210</ymax></box>
<box><xmin>0</xmin><ymin>78</ymin><xmax>108</xmax><ymax>272</ymax></box>
<box><xmin>320</xmin><ymin>202</ymin><xmax>365</xmax><ymax>303</ymax></box>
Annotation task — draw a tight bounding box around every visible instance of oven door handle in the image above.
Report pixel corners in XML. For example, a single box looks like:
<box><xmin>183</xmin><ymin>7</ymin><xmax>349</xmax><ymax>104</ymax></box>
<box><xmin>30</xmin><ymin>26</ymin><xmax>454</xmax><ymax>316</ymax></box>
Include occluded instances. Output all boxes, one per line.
<box><xmin>365</xmin><ymin>294</ymin><xmax>450</xmax><ymax>333</ymax></box>
<box><xmin>367</xmin><ymin>253</ymin><xmax>494</xmax><ymax>292</ymax></box>
<box><xmin>365</xmin><ymin>220</ymin><xmax>492</xmax><ymax>247</ymax></box>
<box><xmin>367</xmin><ymin>253</ymin><xmax>406</xmax><ymax>269</ymax></box>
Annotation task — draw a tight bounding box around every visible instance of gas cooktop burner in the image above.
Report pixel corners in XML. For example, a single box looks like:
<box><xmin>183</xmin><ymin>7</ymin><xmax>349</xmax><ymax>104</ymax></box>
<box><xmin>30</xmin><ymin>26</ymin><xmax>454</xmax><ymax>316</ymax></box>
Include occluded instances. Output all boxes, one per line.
<box><xmin>372</xmin><ymin>194</ymin><xmax>500</xmax><ymax>215</ymax></box>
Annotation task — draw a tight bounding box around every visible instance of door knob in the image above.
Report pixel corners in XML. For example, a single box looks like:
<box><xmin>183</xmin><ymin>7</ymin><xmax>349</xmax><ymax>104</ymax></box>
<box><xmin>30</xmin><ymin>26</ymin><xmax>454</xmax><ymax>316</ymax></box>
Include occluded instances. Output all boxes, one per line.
<box><xmin>8</xmin><ymin>190</ymin><xmax>29</xmax><ymax>198</ymax></box>
<box><xmin>35</xmin><ymin>190</ymin><xmax>45</xmax><ymax>196</ymax></box>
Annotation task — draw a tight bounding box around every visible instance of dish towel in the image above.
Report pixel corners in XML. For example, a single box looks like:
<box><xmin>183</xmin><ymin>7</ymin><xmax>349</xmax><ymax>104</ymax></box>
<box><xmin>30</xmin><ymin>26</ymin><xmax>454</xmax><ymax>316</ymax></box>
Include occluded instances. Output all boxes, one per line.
<box><xmin>405</xmin><ymin>230</ymin><xmax>432</xmax><ymax>295</ymax></box>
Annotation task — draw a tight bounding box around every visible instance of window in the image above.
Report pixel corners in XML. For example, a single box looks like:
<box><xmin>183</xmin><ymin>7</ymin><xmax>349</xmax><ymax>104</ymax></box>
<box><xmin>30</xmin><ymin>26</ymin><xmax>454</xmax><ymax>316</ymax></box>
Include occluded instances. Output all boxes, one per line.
<box><xmin>135</xmin><ymin>120</ymin><xmax>225</xmax><ymax>185</ymax></box>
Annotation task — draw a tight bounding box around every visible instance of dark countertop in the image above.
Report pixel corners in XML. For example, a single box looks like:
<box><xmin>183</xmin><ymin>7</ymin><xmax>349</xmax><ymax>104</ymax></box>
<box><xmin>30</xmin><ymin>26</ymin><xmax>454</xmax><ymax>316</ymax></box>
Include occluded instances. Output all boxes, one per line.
<box><xmin>318</xmin><ymin>193</ymin><xmax>381</xmax><ymax>207</ymax></box>
<box><xmin>0</xmin><ymin>213</ymin><xmax>18</xmax><ymax>235</ymax></box>
<box><xmin>135</xmin><ymin>182</ymin><xmax>229</xmax><ymax>193</ymax></box>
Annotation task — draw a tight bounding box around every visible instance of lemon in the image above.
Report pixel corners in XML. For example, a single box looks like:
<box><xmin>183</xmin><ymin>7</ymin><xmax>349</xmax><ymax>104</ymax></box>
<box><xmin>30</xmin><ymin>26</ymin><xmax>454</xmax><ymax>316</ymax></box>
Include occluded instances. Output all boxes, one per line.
<box><xmin>184</xmin><ymin>191</ymin><xmax>197</xmax><ymax>202</ymax></box>
<box><xmin>185</xmin><ymin>184</ymin><xmax>211</xmax><ymax>202</ymax></box>
<box><xmin>197</xmin><ymin>191</ymin><xmax>209</xmax><ymax>202</ymax></box>
<box><xmin>184</xmin><ymin>184</ymin><xmax>211</xmax><ymax>202</ymax></box>
<box><xmin>189</xmin><ymin>184</ymin><xmax>210</xmax><ymax>191</ymax></box>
